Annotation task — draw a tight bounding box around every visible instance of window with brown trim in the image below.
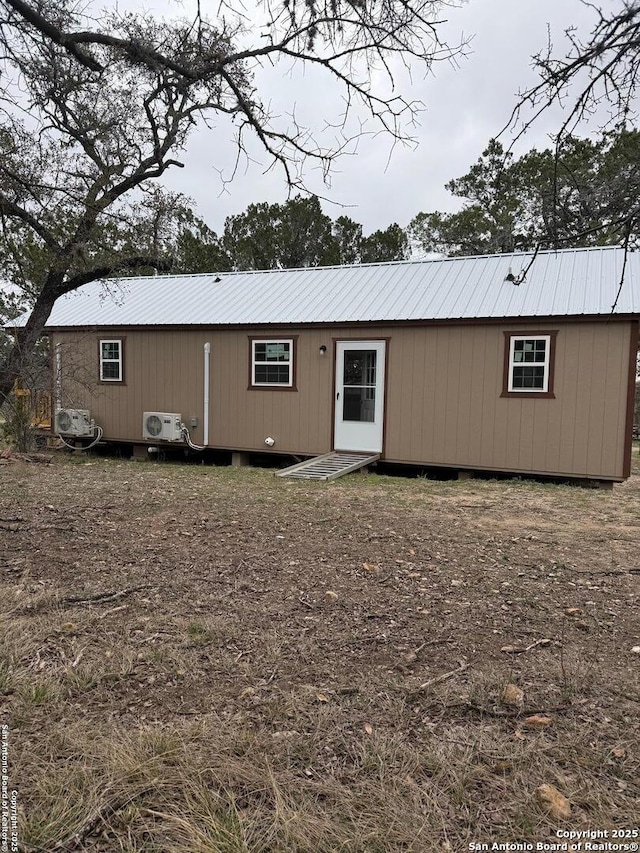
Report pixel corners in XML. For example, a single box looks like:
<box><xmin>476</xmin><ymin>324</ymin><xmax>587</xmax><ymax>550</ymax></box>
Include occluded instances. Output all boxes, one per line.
<box><xmin>250</xmin><ymin>338</ymin><xmax>295</xmax><ymax>388</ymax></box>
<box><xmin>501</xmin><ymin>332</ymin><xmax>557</xmax><ymax>398</ymax></box>
<box><xmin>99</xmin><ymin>338</ymin><xmax>124</xmax><ymax>382</ymax></box>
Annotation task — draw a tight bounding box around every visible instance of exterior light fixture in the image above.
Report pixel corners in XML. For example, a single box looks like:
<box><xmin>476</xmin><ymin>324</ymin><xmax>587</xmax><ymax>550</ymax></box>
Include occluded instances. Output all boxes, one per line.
<box><xmin>319</xmin><ymin>345</ymin><xmax>327</xmax><ymax>355</ymax></box>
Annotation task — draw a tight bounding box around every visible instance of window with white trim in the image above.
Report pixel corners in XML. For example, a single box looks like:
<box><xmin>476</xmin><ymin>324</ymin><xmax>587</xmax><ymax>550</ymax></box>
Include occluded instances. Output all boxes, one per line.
<box><xmin>100</xmin><ymin>339</ymin><xmax>123</xmax><ymax>382</ymax></box>
<box><xmin>251</xmin><ymin>339</ymin><xmax>294</xmax><ymax>387</ymax></box>
<box><xmin>508</xmin><ymin>335</ymin><xmax>551</xmax><ymax>392</ymax></box>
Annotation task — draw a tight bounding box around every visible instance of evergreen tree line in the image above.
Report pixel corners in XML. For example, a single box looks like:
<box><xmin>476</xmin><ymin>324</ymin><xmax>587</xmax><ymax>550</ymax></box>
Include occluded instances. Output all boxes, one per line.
<box><xmin>172</xmin><ymin>127</ymin><xmax>640</xmax><ymax>273</ymax></box>
<box><xmin>171</xmin><ymin>197</ymin><xmax>410</xmax><ymax>273</ymax></box>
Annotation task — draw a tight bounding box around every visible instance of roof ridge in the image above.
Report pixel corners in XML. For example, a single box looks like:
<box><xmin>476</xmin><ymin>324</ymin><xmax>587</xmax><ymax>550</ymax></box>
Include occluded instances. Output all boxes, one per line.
<box><xmin>110</xmin><ymin>245</ymin><xmax>624</xmax><ymax>283</ymax></box>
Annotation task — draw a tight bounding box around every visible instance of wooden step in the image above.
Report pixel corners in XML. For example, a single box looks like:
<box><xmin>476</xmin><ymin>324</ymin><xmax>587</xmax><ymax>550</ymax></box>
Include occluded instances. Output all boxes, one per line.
<box><xmin>276</xmin><ymin>451</ymin><xmax>380</xmax><ymax>481</ymax></box>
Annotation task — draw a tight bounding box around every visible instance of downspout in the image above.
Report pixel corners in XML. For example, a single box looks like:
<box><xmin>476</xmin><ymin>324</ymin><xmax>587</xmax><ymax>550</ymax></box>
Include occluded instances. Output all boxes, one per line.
<box><xmin>203</xmin><ymin>342</ymin><xmax>211</xmax><ymax>446</ymax></box>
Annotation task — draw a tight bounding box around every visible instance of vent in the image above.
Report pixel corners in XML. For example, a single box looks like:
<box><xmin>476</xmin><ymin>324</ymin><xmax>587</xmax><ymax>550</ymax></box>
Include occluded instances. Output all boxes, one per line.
<box><xmin>142</xmin><ymin>412</ymin><xmax>183</xmax><ymax>442</ymax></box>
<box><xmin>55</xmin><ymin>409</ymin><xmax>94</xmax><ymax>437</ymax></box>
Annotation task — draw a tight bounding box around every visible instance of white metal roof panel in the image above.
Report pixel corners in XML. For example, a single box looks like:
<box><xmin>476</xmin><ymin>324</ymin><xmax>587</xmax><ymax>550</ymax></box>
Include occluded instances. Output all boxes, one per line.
<box><xmin>21</xmin><ymin>246</ymin><xmax>640</xmax><ymax>329</ymax></box>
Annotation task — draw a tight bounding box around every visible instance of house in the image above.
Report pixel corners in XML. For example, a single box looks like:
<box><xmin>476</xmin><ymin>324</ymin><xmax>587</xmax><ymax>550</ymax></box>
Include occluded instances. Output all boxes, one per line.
<box><xmin>34</xmin><ymin>246</ymin><xmax>639</xmax><ymax>483</ymax></box>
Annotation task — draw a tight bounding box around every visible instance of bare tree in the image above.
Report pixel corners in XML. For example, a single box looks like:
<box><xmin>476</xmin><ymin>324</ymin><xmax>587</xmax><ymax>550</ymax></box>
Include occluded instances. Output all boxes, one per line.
<box><xmin>506</xmin><ymin>1</ymin><xmax>640</xmax><ymax>259</ymax></box>
<box><xmin>0</xmin><ymin>0</ymin><xmax>461</xmax><ymax>404</ymax></box>
<box><xmin>511</xmin><ymin>2</ymin><xmax>640</xmax><ymax>138</ymax></box>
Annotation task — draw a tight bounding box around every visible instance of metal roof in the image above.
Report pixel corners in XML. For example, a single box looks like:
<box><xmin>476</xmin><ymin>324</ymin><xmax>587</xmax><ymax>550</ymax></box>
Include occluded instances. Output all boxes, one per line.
<box><xmin>28</xmin><ymin>246</ymin><xmax>640</xmax><ymax>329</ymax></box>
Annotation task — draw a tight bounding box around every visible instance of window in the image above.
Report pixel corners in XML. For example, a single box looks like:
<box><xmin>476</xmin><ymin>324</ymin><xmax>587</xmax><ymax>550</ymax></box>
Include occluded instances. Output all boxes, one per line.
<box><xmin>502</xmin><ymin>332</ymin><xmax>557</xmax><ymax>398</ymax></box>
<box><xmin>342</xmin><ymin>349</ymin><xmax>377</xmax><ymax>422</ymax></box>
<box><xmin>99</xmin><ymin>339</ymin><xmax>124</xmax><ymax>382</ymax></box>
<box><xmin>250</xmin><ymin>338</ymin><xmax>295</xmax><ymax>388</ymax></box>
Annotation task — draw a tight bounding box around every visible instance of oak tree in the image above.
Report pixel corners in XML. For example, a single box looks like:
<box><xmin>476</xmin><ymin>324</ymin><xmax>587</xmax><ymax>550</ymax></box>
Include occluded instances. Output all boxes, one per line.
<box><xmin>0</xmin><ymin>0</ymin><xmax>460</xmax><ymax>404</ymax></box>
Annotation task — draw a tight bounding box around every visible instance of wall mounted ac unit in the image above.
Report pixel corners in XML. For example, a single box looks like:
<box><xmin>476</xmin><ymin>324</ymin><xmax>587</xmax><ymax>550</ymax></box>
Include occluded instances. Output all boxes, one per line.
<box><xmin>55</xmin><ymin>408</ymin><xmax>94</xmax><ymax>437</ymax></box>
<box><xmin>143</xmin><ymin>412</ymin><xmax>183</xmax><ymax>442</ymax></box>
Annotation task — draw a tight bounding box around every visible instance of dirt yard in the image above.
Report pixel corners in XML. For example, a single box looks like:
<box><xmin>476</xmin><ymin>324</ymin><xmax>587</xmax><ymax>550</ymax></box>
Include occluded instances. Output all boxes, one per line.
<box><xmin>1</xmin><ymin>451</ymin><xmax>639</xmax><ymax>852</ymax></box>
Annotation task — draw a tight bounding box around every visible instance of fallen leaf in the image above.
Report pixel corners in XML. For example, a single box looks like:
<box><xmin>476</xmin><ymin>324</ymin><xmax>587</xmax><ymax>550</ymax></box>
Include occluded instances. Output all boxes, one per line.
<box><xmin>362</xmin><ymin>562</ymin><xmax>380</xmax><ymax>573</ymax></box>
<box><xmin>403</xmin><ymin>650</ymin><xmax>418</xmax><ymax>663</ymax></box>
<box><xmin>534</xmin><ymin>784</ymin><xmax>571</xmax><ymax>820</ymax></box>
<box><xmin>564</xmin><ymin>607</ymin><xmax>582</xmax><ymax>616</ymax></box>
<box><xmin>611</xmin><ymin>747</ymin><xmax>626</xmax><ymax>759</ymax></box>
<box><xmin>500</xmin><ymin>645</ymin><xmax>519</xmax><ymax>654</ymax></box>
<box><xmin>493</xmin><ymin>760</ymin><xmax>513</xmax><ymax>773</ymax></box>
<box><xmin>631</xmin><ymin>646</ymin><xmax>640</xmax><ymax>654</ymax></box>
<box><xmin>316</xmin><ymin>692</ymin><xmax>329</xmax><ymax>703</ymax></box>
<box><xmin>363</xmin><ymin>722</ymin><xmax>373</xmax><ymax>735</ymax></box>
<box><xmin>239</xmin><ymin>687</ymin><xmax>255</xmax><ymax>699</ymax></box>
<box><xmin>523</xmin><ymin>715</ymin><xmax>553</xmax><ymax>729</ymax></box>
<box><xmin>574</xmin><ymin>620</ymin><xmax>590</xmax><ymax>632</ymax></box>
<box><xmin>501</xmin><ymin>683</ymin><xmax>524</xmax><ymax>708</ymax></box>
<box><xmin>324</xmin><ymin>590</ymin><xmax>338</xmax><ymax>601</ymax></box>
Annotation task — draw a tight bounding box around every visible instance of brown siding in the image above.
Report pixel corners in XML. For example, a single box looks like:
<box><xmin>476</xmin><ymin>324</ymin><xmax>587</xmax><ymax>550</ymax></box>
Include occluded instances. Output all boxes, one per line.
<box><xmin>52</xmin><ymin>319</ymin><xmax>634</xmax><ymax>479</ymax></box>
<box><xmin>381</xmin><ymin>321</ymin><xmax>632</xmax><ymax>479</ymax></box>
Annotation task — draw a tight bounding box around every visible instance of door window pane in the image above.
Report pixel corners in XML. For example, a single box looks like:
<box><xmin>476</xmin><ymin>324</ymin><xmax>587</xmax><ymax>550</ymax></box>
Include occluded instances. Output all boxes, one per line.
<box><xmin>342</xmin><ymin>349</ymin><xmax>377</xmax><ymax>422</ymax></box>
<box><xmin>343</xmin><ymin>350</ymin><xmax>376</xmax><ymax>386</ymax></box>
<box><xmin>343</xmin><ymin>387</ymin><xmax>375</xmax><ymax>422</ymax></box>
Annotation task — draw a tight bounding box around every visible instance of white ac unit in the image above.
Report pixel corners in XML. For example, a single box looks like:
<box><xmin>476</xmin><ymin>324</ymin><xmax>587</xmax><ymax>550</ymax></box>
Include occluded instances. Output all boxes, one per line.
<box><xmin>143</xmin><ymin>412</ymin><xmax>184</xmax><ymax>442</ymax></box>
<box><xmin>55</xmin><ymin>408</ymin><xmax>94</xmax><ymax>437</ymax></box>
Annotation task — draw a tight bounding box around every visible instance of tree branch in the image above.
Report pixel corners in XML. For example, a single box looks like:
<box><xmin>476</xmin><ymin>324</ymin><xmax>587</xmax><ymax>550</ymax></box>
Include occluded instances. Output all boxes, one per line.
<box><xmin>4</xmin><ymin>0</ymin><xmax>104</xmax><ymax>71</ymax></box>
<box><xmin>59</xmin><ymin>254</ymin><xmax>173</xmax><ymax>295</ymax></box>
<box><xmin>0</xmin><ymin>197</ymin><xmax>61</xmax><ymax>250</ymax></box>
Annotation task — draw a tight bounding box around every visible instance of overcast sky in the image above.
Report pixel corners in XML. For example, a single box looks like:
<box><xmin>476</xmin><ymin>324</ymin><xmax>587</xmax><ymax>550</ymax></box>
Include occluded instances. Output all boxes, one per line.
<box><xmin>156</xmin><ymin>0</ymin><xmax>600</xmax><ymax>235</ymax></box>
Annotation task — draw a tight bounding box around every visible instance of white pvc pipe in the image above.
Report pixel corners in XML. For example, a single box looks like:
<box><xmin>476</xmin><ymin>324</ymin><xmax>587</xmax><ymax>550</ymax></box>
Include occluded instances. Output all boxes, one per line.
<box><xmin>55</xmin><ymin>343</ymin><xmax>62</xmax><ymax>409</ymax></box>
<box><xmin>203</xmin><ymin>343</ymin><xmax>211</xmax><ymax>446</ymax></box>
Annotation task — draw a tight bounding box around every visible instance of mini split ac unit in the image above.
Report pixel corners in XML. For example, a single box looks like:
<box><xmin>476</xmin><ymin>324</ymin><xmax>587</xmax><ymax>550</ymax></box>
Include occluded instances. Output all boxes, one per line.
<box><xmin>55</xmin><ymin>408</ymin><xmax>94</xmax><ymax>437</ymax></box>
<box><xmin>143</xmin><ymin>412</ymin><xmax>184</xmax><ymax>442</ymax></box>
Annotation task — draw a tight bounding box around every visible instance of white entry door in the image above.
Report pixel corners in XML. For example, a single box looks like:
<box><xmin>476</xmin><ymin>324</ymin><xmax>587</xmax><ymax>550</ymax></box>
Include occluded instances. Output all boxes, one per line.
<box><xmin>334</xmin><ymin>341</ymin><xmax>386</xmax><ymax>453</ymax></box>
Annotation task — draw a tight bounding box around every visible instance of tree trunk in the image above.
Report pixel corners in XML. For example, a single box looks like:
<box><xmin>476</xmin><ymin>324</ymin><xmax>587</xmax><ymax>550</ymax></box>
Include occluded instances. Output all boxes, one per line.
<box><xmin>0</xmin><ymin>281</ymin><xmax>60</xmax><ymax>406</ymax></box>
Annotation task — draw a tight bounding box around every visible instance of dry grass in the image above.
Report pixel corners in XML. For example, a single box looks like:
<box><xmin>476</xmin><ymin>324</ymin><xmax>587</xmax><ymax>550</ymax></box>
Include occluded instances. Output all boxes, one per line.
<box><xmin>1</xmin><ymin>449</ymin><xmax>639</xmax><ymax>851</ymax></box>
